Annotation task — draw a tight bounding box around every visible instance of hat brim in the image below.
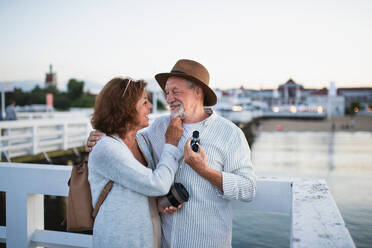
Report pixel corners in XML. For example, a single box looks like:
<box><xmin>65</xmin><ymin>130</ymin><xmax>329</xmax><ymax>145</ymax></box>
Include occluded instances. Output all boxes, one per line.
<box><xmin>155</xmin><ymin>72</ymin><xmax>217</xmax><ymax>106</ymax></box>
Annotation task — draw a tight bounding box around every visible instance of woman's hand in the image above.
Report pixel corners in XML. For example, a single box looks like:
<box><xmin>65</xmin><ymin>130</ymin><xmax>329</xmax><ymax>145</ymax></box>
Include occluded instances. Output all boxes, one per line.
<box><xmin>157</xmin><ymin>200</ymin><xmax>184</xmax><ymax>214</ymax></box>
<box><xmin>165</xmin><ymin>117</ymin><xmax>183</xmax><ymax>147</ymax></box>
<box><xmin>184</xmin><ymin>138</ymin><xmax>208</xmax><ymax>176</ymax></box>
<box><xmin>85</xmin><ymin>130</ymin><xmax>106</xmax><ymax>152</ymax></box>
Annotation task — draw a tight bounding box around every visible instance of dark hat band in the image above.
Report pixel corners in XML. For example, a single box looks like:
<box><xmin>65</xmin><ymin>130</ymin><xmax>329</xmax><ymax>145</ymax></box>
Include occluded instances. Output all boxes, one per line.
<box><xmin>171</xmin><ymin>70</ymin><xmax>185</xmax><ymax>74</ymax></box>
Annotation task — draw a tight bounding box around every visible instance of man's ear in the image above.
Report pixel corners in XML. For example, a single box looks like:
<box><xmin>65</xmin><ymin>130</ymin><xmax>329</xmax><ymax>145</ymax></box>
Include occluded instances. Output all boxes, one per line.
<box><xmin>195</xmin><ymin>86</ymin><xmax>203</xmax><ymax>96</ymax></box>
<box><xmin>199</xmin><ymin>87</ymin><xmax>205</xmax><ymax>101</ymax></box>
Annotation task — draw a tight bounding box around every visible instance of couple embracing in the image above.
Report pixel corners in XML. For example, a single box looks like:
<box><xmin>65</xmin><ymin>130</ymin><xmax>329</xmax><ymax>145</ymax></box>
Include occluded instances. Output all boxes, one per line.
<box><xmin>86</xmin><ymin>59</ymin><xmax>256</xmax><ymax>248</ymax></box>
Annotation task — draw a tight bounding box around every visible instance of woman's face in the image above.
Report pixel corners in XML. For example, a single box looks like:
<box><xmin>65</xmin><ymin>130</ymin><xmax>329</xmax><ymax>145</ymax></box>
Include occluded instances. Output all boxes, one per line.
<box><xmin>135</xmin><ymin>90</ymin><xmax>153</xmax><ymax>129</ymax></box>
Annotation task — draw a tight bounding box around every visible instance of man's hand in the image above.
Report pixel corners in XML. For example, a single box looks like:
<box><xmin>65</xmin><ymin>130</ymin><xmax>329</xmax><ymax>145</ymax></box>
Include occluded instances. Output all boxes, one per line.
<box><xmin>184</xmin><ymin>138</ymin><xmax>223</xmax><ymax>191</ymax></box>
<box><xmin>165</xmin><ymin>117</ymin><xmax>183</xmax><ymax>147</ymax></box>
<box><xmin>85</xmin><ymin>130</ymin><xmax>106</xmax><ymax>152</ymax></box>
<box><xmin>184</xmin><ymin>138</ymin><xmax>208</xmax><ymax>175</ymax></box>
<box><xmin>157</xmin><ymin>200</ymin><xmax>183</xmax><ymax>214</ymax></box>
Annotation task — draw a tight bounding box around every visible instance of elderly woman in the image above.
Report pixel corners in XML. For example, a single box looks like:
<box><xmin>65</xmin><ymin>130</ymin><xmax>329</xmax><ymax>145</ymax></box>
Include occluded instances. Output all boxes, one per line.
<box><xmin>88</xmin><ymin>77</ymin><xmax>183</xmax><ymax>248</ymax></box>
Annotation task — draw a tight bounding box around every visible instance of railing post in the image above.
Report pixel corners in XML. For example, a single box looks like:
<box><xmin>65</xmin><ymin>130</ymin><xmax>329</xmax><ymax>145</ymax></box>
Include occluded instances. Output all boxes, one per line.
<box><xmin>27</xmin><ymin>194</ymin><xmax>44</xmax><ymax>248</ymax></box>
<box><xmin>63</xmin><ymin>123</ymin><xmax>68</xmax><ymax>150</ymax></box>
<box><xmin>0</xmin><ymin>128</ymin><xmax>3</xmax><ymax>159</ymax></box>
<box><xmin>6</xmin><ymin>191</ymin><xmax>44</xmax><ymax>248</ymax></box>
<box><xmin>32</xmin><ymin>125</ymin><xmax>38</xmax><ymax>155</ymax></box>
<box><xmin>1</xmin><ymin>128</ymin><xmax>10</xmax><ymax>160</ymax></box>
<box><xmin>86</xmin><ymin>122</ymin><xmax>91</xmax><ymax>142</ymax></box>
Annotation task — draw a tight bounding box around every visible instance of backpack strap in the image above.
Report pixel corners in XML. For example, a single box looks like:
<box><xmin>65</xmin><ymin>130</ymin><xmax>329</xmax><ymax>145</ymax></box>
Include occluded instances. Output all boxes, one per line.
<box><xmin>92</xmin><ymin>180</ymin><xmax>114</xmax><ymax>219</ymax></box>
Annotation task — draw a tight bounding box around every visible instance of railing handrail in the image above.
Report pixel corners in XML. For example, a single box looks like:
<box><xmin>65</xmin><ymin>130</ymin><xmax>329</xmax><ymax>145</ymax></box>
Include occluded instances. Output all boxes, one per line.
<box><xmin>0</xmin><ymin>162</ymin><xmax>355</xmax><ymax>248</ymax></box>
<box><xmin>0</xmin><ymin>112</ymin><xmax>171</xmax><ymax>161</ymax></box>
<box><xmin>0</xmin><ymin>118</ymin><xmax>91</xmax><ymax>128</ymax></box>
<box><xmin>0</xmin><ymin>119</ymin><xmax>92</xmax><ymax>160</ymax></box>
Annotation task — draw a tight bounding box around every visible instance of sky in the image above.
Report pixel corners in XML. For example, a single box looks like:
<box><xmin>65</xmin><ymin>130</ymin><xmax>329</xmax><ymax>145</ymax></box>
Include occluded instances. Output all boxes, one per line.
<box><xmin>1</xmin><ymin>0</ymin><xmax>371</xmax><ymax>91</ymax></box>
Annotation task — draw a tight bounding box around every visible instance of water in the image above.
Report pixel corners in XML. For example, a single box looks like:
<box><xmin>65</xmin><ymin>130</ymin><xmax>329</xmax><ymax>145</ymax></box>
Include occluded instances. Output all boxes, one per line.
<box><xmin>232</xmin><ymin>131</ymin><xmax>372</xmax><ymax>248</ymax></box>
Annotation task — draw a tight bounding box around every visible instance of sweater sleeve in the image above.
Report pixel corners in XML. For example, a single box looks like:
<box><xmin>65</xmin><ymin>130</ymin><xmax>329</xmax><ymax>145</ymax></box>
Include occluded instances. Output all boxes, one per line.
<box><xmin>218</xmin><ymin>128</ymin><xmax>257</xmax><ymax>202</ymax></box>
<box><xmin>89</xmin><ymin>137</ymin><xmax>181</xmax><ymax>196</ymax></box>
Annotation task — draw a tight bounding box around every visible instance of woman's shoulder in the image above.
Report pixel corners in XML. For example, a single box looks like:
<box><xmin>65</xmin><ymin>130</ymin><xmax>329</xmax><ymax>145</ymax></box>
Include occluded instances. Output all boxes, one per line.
<box><xmin>88</xmin><ymin>136</ymin><xmax>134</xmax><ymax>172</ymax></box>
<box><xmin>91</xmin><ymin>135</ymin><xmax>130</xmax><ymax>157</ymax></box>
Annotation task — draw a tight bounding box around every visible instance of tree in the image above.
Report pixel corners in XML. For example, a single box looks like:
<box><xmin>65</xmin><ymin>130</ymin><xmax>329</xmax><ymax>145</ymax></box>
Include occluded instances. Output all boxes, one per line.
<box><xmin>5</xmin><ymin>79</ymin><xmax>97</xmax><ymax>110</ymax></box>
<box><xmin>10</xmin><ymin>88</ymin><xmax>27</xmax><ymax>106</ymax></box>
<box><xmin>45</xmin><ymin>85</ymin><xmax>59</xmax><ymax>95</ymax></box>
<box><xmin>54</xmin><ymin>93</ymin><xmax>70</xmax><ymax>110</ymax></box>
<box><xmin>67</xmin><ymin>79</ymin><xmax>84</xmax><ymax>100</ymax></box>
<box><xmin>71</xmin><ymin>92</ymin><xmax>96</xmax><ymax>108</ymax></box>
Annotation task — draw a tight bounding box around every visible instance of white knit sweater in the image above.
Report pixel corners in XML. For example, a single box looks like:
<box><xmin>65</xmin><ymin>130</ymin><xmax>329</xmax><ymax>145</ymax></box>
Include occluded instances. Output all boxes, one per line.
<box><xmin>88</xmin><ymin>135</ymin><xmax>181</xmax><ymax>248</ymax></box>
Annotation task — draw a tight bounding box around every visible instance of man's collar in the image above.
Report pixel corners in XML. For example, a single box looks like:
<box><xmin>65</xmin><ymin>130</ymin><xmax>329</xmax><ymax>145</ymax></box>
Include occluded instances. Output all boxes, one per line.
<box><xmin>198</xmin><ymin>107</ymin><xmax>216</xmax><ymax>127</ymax></box>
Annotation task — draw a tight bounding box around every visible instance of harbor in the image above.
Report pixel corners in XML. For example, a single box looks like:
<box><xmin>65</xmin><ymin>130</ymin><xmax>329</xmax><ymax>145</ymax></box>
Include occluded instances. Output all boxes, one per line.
<box><xmin>2</xmin><ymin>110</ymin><xmax>371</xmax><ymax>247</ymax></box>
<box><xmin>234</xmin><ymin>128</ymin><xmax>372</xmax><ymax>247</ymax></box>
<box><xmin>1</xmin><ymin>78</ymin><xmax>371</xmax><ymax>247</ymax></box>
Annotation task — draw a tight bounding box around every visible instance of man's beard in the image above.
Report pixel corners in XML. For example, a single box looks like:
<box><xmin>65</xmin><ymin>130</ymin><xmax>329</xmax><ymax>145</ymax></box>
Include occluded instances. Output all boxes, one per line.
<box><xmin>170</xmin><ymin>101</ymin><xmax>186</xmax><ymax>120</ymax></box>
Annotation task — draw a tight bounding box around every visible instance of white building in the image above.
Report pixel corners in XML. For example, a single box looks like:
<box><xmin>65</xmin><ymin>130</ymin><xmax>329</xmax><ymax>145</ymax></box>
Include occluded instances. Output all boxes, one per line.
<box><xmin>306</xmin><ymin>83</ymin><xmax>345</xmax><ymax>117</ymax></box>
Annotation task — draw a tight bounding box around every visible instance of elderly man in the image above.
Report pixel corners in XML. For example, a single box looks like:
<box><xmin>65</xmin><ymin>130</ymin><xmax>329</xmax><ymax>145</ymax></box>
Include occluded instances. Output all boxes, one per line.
<box><xmin>87</xmin><ymin>59</ymin><xmax>256</xmax><ymax>247</ymax></box>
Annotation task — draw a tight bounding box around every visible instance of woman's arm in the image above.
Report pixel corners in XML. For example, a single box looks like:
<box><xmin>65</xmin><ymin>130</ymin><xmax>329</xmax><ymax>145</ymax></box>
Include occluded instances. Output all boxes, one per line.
<box><xmin>89</xmin><ymin>137</ymin><xmax>181</xmax><ymax>196</ymax></box>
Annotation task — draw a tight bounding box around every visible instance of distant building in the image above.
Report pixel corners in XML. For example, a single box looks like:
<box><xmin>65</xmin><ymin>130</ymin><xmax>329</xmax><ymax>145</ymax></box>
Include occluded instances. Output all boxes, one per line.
<box><xmin>337</xmin><ymin>87</ymin><xmax>372</xmax><ymax>110</ymax></box>
<box><xmin>254</xmin><ymin>89</ymin><xmax>274</xmax><ymax>106</ymax></box>
<box><xmin>214</xmin><ymin>80</ymin><xmax>370</xmax><ymax>116</ymax></box>
<box><xmin>306</xmin><ymin>87</ymin><xmax>345</xmax><ymax>117</ymax></box>
<box><xmin>278</xmin><ymin>78</ymin><xmax>305</xmax><ymax>105</ymax></box>
<box><xmin>251</xmin><ymin>79</ymin><xmax>311</xmax><ymax>107</ymax></box>
<box><xmin>45</xmin><ymin>64</ymin><xmax>57</xmax><ymax>87</ymax></box>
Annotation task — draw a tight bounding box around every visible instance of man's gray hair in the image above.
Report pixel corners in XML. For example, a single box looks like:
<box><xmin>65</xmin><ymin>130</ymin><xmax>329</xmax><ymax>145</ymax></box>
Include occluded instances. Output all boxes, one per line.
<box><xmin>184</xmin><ymin>79</ymin><xmax>197</xmax><ymax>89</ymax></box>
<box><xmin>184</xmin><ymin>79</ymin><xmax>204</xmax><ymax>102</ymax></box>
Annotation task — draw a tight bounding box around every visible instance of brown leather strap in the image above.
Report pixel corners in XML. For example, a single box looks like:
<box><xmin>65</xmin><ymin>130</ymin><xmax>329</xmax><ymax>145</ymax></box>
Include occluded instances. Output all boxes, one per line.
<box><xmin>92</xmin><ymin>180</ymin><xmax>114</xmax><ymax>219</ymax></box>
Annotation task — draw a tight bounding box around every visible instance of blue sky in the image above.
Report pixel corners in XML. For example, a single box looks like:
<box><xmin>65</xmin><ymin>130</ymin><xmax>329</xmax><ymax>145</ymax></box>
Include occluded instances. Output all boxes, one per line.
<box><xmin>1</xmin><ymin>0</ymin><xmax>371</xmax><ymax>90</ymax></box>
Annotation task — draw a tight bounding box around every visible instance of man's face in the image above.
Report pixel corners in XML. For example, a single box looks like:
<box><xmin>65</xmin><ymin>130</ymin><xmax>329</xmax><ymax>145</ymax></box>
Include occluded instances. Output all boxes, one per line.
<box><xmin>164</xmin><ymin>77</ymin><xmax>199</xmax><ymax>119</ymax></box>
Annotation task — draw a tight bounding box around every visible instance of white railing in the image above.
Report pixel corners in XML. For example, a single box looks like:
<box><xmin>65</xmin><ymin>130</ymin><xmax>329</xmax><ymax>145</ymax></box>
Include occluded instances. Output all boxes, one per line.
<box><xmin>0</xmin><ymin>112</ymin><xmax>169</xmax><ymax>161</ymax></box>
<box><xmin>16</xmin><ymin>110</ymin><xmax>93</xmax><ymax>120</ymax></box>
<box><xmin>262</xmin><ymin>111</ymin><xmax>327</xmax><ymax>118</ymax></box>
<box><xmin>216</xmin><ymin>110</ymin><xmax>263</xmax><ymax>124</ymax></box>
<box><xmin>0</xmin><ymin>163</ymin><xmax>355</xmax><ymax>248</ymax></box>
<box><xmin>16</xmin><ymin>109</ymin><xmax>168</xmax><ymax>121</ymax></box>
<box><xmin>0</xmin><ymin>119</ymin><xmax>92</xmax><ymax>160</ymax></box>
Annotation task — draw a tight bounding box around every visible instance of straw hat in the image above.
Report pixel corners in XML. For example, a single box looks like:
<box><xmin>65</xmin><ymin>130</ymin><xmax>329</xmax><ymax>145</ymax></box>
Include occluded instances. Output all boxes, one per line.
<box><xmin>155</xmin><ymin>59</ymin><xmax>217</xmax><ymax>106</ymax></box>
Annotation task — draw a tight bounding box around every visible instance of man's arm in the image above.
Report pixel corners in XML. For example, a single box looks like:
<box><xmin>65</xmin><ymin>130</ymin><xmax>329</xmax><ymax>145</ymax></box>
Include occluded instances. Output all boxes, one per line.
<box><xmin>219</xmin><ymin>128</ymin><xmax>256</xmax><ymax>201</ymax></box>
<box><xmin>184</xmin><ymin>129</ymin><xmax>256</xmax><ymax>202</ymax></box>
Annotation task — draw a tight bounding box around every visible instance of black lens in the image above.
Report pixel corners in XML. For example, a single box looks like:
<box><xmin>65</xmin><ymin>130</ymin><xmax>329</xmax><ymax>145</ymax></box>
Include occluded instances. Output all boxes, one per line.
<box><xmin>192</xmin><ymin>131</ymin><xmax>199</xmax><ymax>138</ymax></box>
<box><xmin>173</xmin><ymin>183</ymin><xmax>189</xmax><ymax>202</ymax></box>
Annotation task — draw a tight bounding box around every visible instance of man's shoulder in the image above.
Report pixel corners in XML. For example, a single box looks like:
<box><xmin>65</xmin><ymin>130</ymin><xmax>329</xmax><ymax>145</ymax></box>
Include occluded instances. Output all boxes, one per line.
<box><xmin>213</xmin><ymin>113</ymin><xmax>241</xmax><ymax>131</ymax></box>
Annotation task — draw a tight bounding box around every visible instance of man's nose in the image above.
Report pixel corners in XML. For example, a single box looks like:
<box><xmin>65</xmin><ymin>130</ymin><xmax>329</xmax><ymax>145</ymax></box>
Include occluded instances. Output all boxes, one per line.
<box><xmin>166</xmin><ymin>93</ymin><xmax>175</xmax><ymax>104</ymax></box>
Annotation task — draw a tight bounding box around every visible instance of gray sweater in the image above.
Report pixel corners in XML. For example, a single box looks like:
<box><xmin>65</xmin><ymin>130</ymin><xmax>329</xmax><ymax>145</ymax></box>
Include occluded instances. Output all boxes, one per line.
<box><xmin>88</xmin><ymin>135</ymin><xmax>181</xmax><ymax>248</ymax></box>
